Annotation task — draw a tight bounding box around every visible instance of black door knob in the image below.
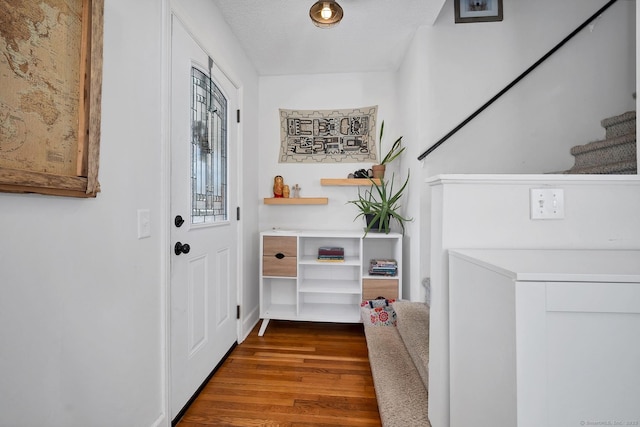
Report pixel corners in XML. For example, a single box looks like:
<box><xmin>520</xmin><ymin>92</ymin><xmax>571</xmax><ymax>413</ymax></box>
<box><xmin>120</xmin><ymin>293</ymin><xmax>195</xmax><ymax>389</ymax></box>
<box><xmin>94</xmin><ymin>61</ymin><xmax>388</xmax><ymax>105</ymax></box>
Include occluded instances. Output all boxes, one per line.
<box><xmin>174</xmin><ymin>215</ymin><xmax>185</xmax><ymax>227</ymax></box>
<box><xmin>174</xmin><ymin>242</ymin><xmax>191</xmax><ymax>255</ymax></box>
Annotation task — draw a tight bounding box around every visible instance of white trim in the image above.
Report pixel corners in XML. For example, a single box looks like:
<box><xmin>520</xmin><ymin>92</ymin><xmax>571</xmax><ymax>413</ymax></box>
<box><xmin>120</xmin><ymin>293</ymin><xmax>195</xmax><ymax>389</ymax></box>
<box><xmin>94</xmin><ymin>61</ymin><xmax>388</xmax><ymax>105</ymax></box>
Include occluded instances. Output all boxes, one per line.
<box><xmin>159</xmin><ymin>0</ymin><xmax>171</xmax><ymax>425</ymax></box>
<box><xmin>242</xmin><ymin>305</ymin><xmax>260</xmax><ymax>342</ymax></box>
<box><xmin>426</xmin><ymin>173</ymin><xmax>640</xmax><ymax>186</ymax></box>
<box><xmin>236</xmin><ymin>84</ymin><xmax>245</xmax><ymax>341</ymax></box>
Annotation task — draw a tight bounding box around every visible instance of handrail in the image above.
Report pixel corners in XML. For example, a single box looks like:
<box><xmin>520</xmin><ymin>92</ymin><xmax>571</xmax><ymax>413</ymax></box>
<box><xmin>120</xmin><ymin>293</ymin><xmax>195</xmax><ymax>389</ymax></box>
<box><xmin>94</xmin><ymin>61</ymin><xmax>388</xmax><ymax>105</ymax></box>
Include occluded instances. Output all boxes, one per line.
<box><xmin>417</xmin><ymin>0</ymin><xmax>620</xmax><ymax>161</ymax></box>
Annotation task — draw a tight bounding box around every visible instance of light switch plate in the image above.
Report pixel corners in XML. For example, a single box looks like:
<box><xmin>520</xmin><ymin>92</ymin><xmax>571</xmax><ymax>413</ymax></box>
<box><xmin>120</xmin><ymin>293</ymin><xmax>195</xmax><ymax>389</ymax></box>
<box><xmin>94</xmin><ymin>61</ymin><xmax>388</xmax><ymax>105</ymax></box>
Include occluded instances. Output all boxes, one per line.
<box><xmin>530</xmin><ymin>188</ymin><xmax>564</xmax><ymax>219</ymax></box>
<box><xmin>137</xmin><ymin>209</ymin><xmax>151</xmax><ymax>238</ymax></box>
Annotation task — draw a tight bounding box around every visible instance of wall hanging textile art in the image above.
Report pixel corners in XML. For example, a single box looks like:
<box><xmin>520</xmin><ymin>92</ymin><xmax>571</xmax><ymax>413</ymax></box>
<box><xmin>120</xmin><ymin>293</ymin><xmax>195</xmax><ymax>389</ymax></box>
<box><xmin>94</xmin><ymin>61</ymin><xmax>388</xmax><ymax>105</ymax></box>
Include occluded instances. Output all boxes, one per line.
<box><xmin>279</xmin><ymin>106</ymin><xmax>378</xmax><ymax>163</ymax></box>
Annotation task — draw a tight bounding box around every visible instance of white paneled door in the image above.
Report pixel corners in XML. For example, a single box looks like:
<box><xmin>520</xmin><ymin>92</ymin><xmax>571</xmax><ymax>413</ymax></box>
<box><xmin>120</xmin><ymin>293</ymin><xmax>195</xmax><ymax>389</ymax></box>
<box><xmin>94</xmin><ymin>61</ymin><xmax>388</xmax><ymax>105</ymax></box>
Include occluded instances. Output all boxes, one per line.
<box><xmin>170</xmin><ymin>15</ymin><xmax>238</xmax><ymax>420</ymax></box>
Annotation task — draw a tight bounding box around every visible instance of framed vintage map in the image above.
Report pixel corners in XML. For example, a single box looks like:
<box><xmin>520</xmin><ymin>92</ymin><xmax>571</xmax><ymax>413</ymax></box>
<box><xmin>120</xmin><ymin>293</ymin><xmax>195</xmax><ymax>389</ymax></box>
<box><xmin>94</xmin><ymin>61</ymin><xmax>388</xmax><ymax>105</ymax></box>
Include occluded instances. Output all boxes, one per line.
<box><xmin>279</xmin><ymin>106</ymin><xmax>378</xmax><ymax>163</ymax></box>
<box><xmin>0</xmin><ymin>0</ymin><xmax>103</xmax><ymax>197</ymax></box>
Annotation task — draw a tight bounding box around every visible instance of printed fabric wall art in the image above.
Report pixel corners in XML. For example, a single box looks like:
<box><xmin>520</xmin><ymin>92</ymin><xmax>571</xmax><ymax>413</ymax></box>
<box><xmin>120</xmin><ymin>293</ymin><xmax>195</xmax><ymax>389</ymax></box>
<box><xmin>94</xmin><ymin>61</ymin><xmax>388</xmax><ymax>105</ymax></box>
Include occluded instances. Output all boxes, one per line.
<box><xmin>279</xmin><ymin>106</ymin><xmax>378</xmax><ymax>163</ymax></box>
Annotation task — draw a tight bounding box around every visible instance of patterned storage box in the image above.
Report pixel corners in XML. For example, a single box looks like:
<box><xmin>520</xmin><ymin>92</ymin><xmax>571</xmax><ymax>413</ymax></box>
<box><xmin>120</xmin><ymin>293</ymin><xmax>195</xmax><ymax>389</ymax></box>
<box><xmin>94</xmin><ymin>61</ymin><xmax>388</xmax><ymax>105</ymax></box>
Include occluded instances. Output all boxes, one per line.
<box><xmin>360</xmin><ymin>298</ymin><xmax>397</xmax><ymax>327</ymax></box>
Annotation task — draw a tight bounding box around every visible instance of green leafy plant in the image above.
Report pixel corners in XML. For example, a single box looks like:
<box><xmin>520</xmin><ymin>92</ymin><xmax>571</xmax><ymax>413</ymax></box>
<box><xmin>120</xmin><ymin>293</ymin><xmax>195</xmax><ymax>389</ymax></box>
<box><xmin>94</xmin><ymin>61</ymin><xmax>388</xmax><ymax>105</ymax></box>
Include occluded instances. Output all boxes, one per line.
<box><xmin>378</xmin><ymin>121</ymin><xmax>406</xmax><ymax>165</ymax></box>
<box><xmin>348</xmin><ymin>171</ymin><xmax>413</xmax><ymax>235</ymax></box>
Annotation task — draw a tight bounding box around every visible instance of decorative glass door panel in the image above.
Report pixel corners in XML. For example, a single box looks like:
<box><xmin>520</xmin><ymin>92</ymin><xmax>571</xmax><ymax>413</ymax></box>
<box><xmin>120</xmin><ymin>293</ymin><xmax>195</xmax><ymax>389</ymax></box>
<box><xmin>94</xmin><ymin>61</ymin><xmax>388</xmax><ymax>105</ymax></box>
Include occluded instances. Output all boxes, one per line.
<box><xmin>191</xmin><ymin>67</ymin><xmax>228</xmax><ymax>225</ymax></box>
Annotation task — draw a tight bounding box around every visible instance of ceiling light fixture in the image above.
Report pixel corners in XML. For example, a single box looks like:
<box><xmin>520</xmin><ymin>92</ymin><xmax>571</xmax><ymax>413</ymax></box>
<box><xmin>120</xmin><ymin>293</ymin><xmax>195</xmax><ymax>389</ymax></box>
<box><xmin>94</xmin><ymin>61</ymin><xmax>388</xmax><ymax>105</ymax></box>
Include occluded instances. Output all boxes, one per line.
<box><xmin>309</xmin><ymin>0</ymin><xmax>343</xmax><ymax>29</ymax></box>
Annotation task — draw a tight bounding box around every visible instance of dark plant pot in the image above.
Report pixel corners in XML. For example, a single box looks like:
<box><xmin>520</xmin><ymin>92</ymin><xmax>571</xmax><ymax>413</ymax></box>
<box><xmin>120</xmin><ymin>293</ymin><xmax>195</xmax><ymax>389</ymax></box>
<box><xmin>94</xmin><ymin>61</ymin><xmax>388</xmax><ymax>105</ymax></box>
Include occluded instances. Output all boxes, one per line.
<box><xmin>365</xmin><ymin>213</ymin><xmax>391</xmax><ymax>233</ymax></box>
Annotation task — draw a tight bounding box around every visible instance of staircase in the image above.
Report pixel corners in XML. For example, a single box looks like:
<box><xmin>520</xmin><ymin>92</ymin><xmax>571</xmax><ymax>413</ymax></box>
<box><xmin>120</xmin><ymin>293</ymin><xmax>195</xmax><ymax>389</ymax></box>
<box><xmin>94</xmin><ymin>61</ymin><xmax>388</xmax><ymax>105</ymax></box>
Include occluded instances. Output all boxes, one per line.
<box><xmin>362</xmin><ymin>300</ymin><xmax>430</xmax><ymax>427</ymax></box>
<box><xmin>565</xmin><ymin>111</ymin><xmax>637</xmax><ymax>174</ymax></box>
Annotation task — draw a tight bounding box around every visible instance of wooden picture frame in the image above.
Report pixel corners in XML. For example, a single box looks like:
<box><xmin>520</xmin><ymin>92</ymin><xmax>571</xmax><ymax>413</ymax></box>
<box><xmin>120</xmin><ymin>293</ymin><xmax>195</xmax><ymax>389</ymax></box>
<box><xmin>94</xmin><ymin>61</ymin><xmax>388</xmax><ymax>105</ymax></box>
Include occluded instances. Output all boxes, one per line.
<box><xmin>455</xmin><ymin>0</ymin><xmax>503</xmax><ymax>24</ymax></box>
<box><xmin>0</xmin><ymin>0</ymin><xmax>104</xmax><ymax>198</ymax></box>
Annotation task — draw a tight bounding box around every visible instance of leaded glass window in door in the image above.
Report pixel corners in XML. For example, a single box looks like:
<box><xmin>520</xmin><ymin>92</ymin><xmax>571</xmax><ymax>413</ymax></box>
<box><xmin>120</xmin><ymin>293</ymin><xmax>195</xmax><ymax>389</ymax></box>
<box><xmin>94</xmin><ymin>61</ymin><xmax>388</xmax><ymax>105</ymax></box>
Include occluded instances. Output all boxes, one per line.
<box><xmin>190</xmin><ymin>67</ymin><xmax>228</xmax><ymax>224</ymax></box>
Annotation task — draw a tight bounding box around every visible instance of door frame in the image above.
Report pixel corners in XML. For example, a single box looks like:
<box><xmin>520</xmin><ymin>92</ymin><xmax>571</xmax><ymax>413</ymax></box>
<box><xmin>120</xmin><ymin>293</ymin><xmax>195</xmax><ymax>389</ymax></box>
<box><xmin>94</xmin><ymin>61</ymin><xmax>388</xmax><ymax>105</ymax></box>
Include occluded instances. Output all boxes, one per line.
<box><xmin>160</xmin><ymin>1</ymin><xmax>245</xmax><ymax>424</ymax></box>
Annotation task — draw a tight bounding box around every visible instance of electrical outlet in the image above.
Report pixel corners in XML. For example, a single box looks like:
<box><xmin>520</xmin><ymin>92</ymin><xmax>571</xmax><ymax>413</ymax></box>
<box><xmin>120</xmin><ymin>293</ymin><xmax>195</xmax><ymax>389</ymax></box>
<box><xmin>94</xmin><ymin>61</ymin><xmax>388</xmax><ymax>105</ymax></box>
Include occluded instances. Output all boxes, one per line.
<box><xmin>530</xmin><ymin>189</ymin><xmax>564</xmax><ymax>220</ymax></box>
<box><xmin>137</xmin><ymin>209</ymin><xmax>151</xmax><ymax>238</ymax></box>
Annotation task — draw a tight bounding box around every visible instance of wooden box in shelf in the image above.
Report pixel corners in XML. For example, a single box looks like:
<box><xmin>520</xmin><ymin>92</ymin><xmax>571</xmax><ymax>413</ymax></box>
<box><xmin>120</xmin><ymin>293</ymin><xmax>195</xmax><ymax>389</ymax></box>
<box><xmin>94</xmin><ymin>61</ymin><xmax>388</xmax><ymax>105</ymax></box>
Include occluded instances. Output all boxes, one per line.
<box><xmin>320</xmin><ymin>178</ymin><xmax>381</xmax><ymax>186</ymax></box>
<box><xmin>263</xmin><ymin>197</ymin><xmax>328</xmax><ymax>205</ymax></box>
<box><xmin>262</xmin><ymin>236</ymin><xmax>297</xmax><ymax>277</ymax></box>
<box><xmin>363</xmin><ymin>278</ymin><xmax>399</xmax><ymax>300</ymax></box>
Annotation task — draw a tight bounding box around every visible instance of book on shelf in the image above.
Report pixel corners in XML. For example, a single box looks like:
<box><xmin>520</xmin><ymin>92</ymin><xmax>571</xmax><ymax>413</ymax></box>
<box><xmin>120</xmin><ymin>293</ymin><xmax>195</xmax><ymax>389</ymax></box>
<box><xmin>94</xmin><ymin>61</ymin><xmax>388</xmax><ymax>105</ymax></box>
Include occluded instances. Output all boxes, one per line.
<box><xmin>369</xmin><ymin>259</ymin><xmax>398</xmax><ymax>276</ymax></box>
<box><xmin>317</xmin><ymin>246</ymin><xmax>344</xmax><ymax>262</ymax></box>
<box><xmin>318</xmin><ymin>246</ymin><xmax>344</xmax><ymax>262</ymax></box>
<box><xmin>318</xmin><ymin>246</ymin><xmax>344</xmax><ymax>256</ymax></box>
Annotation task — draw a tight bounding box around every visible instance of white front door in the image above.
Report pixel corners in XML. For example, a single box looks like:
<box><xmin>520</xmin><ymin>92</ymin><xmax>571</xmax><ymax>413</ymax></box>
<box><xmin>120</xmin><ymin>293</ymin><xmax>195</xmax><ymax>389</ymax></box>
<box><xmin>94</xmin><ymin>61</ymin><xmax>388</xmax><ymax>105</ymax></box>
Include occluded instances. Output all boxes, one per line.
<box><xmin>170</xmin><ymin>15</ymin><xmax>238</xmax><ymax>419</ymax></box>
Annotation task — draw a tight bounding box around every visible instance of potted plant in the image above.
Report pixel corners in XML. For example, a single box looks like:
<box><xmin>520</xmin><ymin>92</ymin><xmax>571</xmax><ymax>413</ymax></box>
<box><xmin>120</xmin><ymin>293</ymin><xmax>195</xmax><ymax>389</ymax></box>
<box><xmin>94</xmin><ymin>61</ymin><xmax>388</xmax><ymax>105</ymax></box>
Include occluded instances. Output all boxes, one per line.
<box><xmin>348</xmin><ymin>171</ymin><xmax>413</xmax><ymax>235</ymax></box>
<box><xmin>372</xmin><ymin>121</ymin><xmax>405</xmax><ymax>179</ymax></box>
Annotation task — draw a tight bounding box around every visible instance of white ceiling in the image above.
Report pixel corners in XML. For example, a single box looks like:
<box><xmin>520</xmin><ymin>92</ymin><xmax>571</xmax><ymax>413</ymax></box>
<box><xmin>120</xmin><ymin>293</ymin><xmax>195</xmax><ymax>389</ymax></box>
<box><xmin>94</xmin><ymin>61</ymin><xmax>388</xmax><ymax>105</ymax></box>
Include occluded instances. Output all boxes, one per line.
<box><xmin>211</xmin><ymin>0</ymin><xmax>446</xmax><ymax>76</ymax></box>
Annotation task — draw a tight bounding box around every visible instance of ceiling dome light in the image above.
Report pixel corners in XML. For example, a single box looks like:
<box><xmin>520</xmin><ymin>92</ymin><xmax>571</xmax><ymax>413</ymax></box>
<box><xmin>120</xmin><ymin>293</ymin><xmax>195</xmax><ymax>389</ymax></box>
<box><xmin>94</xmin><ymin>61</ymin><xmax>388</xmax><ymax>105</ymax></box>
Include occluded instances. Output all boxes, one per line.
<box><xmin>309</xmin><ymin>0</ymin><xmax>343</xmax><ymax>29</ymax></box>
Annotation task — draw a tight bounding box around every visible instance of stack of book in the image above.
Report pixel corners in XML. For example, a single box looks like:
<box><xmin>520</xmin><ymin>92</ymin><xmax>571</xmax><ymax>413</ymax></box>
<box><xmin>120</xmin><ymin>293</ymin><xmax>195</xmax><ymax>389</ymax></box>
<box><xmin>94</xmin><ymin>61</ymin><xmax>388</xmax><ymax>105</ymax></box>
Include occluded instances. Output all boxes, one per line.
<box><xmin>317</xmin><ymin>247</ymin><xmax>344</xmax><ymax>262</ymax></box>
<box><xmin>369</xmin><ymin>259</ymin><xmax>398</xmax><ymax>276</ymax></box>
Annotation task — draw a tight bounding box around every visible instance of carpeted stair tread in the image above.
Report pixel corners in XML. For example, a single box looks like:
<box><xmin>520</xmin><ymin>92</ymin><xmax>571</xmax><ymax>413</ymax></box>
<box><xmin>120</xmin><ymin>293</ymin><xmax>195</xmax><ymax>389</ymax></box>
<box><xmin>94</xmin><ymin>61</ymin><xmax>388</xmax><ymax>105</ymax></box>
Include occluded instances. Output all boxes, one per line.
<box><xmin>564</xmin><ymin>159</ymin><xmax>637</xmax><ymax>174</ymax></box>
<box><xmin>364</xmin><ymin>325</ymin><xmax>431</xmax><ymax>427</ymax></box>
<box><xmin>602</xmin><ymin>111</ymin><xmax>636</xmax><ymax>139</ymax></box>
<box><xmin>565</xmin><ymin>110</ymin><xmax>636</xmax><ymax>175</ymax></box>
<box><xmin>392</xmin><ymin>301</ymin><xmax>430</xmax><ymax>389</ymax></box>
<box><xmin>568</xmin><ymin>134</ymin><xmax>636</xmax><ymax>170</ymax></box>
<box><xmin>570</xmin><ymin>133</ymin><xmax>635</xmax><ymax>156</ymax></box>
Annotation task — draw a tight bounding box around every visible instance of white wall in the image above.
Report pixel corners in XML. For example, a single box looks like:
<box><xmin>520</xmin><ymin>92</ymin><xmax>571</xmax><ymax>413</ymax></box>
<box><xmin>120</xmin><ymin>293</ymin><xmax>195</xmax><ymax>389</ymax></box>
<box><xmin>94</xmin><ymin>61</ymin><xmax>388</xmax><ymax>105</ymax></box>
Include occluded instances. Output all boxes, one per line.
<box><xmin>0</xmin><ymin>1</ymin><xmax>165</xmax><ymax>425</ymax></box>
<box><xmin>257</xmin><ymin>72</ymin><xmax>401</xmax><ymax>232</ymax></box>
<box><xmin>422</xmin><ymin>0</ymin><xmax>635</xmax><ymax>176</ymax></box>
<box><xmin>427</xmin><ymin>174</ymin><xmax>640</xmax><ymax>427</ymax></box>
<box><xmin>396</xmin><ymin>0</ymin><xmax>636</xmax><ymax>303</ymax></box>
<box><xmin>0</xmin><ymin>0</ymin><xmax>260</xmax><ymax>426</ymax></box>
<box><xmin>397</xmin><ymin>21</ymin><xmax>430</xmax><ymax>302</ymax></box>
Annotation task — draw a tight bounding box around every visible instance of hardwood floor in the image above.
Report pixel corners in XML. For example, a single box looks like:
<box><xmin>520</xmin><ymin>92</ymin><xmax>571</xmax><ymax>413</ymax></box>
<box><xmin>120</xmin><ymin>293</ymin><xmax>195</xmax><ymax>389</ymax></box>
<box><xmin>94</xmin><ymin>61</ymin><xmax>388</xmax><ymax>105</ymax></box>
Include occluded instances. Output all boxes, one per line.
<box><xmin>176</xmin><ymin>320</ymin><xmax>382</xmax><ymax>427</ymax></box>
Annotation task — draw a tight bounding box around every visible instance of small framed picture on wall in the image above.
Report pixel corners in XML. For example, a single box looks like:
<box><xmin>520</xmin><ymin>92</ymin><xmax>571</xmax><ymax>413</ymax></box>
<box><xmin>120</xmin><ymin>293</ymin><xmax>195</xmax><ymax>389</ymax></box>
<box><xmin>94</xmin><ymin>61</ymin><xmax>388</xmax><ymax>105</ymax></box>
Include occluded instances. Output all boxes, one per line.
<box><xmin>455</xmin><ymin>0</ymin><xmax>503</xmax><ymax>23</ymax></box>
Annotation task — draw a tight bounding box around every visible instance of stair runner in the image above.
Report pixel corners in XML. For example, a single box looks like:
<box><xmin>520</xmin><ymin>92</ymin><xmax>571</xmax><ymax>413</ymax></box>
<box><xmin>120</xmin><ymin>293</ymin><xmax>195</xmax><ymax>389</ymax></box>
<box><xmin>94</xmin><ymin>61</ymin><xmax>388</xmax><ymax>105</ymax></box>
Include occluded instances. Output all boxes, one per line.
<box><xmin>565</xmin><ymin>111</ymin><xmax>636</xmax><ymax>174</ymax></box>
<box><xmin>363</xmin><ymin>301</ymin><xmax>430</xmax><ymax>427</ymax></box>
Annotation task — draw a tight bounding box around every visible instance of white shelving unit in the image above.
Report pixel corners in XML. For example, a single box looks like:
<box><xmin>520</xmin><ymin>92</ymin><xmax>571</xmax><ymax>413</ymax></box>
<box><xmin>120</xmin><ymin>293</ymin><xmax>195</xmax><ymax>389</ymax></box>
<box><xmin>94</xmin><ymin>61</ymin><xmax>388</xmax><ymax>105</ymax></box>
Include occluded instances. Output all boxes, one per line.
<box><xmin>259</xmin><ymin>230</ymin><xmax>402</xmax><ymax>335</ymax></box>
